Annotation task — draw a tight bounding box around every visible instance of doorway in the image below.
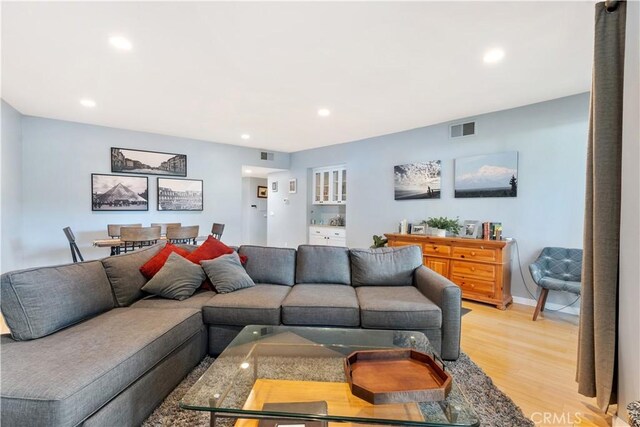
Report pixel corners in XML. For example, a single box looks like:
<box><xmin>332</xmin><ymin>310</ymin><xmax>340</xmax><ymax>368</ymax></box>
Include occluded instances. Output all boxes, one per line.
<box><xmin>240</xmin><ymin>165</ymin><xmax>285</xmax><ymax>246</ymax></box>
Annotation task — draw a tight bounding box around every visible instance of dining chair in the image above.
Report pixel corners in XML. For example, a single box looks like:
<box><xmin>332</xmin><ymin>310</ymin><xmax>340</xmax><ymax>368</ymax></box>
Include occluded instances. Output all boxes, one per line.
<box><xmin>150</xmin><ymin>222</ymin><xmax>181</xmax><ymax>237</ymax></box>
<box><xmin>63</xmin><ymin>227</ymin><xmax>84</xmax><ymax>263</ymax></box>
<box><xmin>120</xmin><ymin>226</ymin><xmax>161</xmax><ymax>253</ymax></box>
<box><xmin>107</xmin><ymin>223</ymin><xmax>142</xmax><ymax>238</ymax></box>
<box><xmin>166</xmin><ymin>225</ymin><xmax>199</xmax><ymax>245</ymax></box>
<box><xmin>211</xmin><ymin>223</ymin><xmax>225</xmax><ymax>240</ymax></box>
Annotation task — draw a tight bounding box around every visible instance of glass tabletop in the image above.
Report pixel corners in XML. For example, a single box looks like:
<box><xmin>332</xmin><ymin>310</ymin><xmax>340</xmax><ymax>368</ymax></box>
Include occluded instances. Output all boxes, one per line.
<box><xmin>181</xmin><ymin>325</ymin><xmax>478</xmax><ymax>427</ymax></box>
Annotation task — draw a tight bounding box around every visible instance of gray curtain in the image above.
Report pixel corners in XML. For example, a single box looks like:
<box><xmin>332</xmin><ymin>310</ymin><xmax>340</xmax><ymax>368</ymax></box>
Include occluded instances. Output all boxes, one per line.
<box><xmin>577</xmin><ymin>0</ymin><xmax>626</xmax><ymax>410</ymax></box>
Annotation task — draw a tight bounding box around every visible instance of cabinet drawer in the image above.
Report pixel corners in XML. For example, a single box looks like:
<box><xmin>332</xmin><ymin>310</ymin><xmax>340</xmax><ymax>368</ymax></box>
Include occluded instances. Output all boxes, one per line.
<box><xmin>451</xmin><ymin>261</ymin><xmax>496</xmax><ymax>281</ymax></box>
<box><xmin>451</xmin><ymin>275</ymin><xmax>496</xmax><ymax>297</ymax></box>
<box><xmin>423</xmin><ymin>243</ymin><xmax>451</xmax><ymax>256</ymax></box>
<box><xmin>309</xmin><ymin>227</ymin><xmax>345</xmax><ymax>238</ymax></box>
<box><xmin>451</xmin><ymin>246</ymin><xmax>497</xmax><ymax>262</ymax></box>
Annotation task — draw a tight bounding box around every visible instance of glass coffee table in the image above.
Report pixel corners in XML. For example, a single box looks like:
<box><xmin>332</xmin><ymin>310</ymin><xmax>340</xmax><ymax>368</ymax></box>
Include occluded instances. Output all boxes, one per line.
<box><xmin>181</xmin><ymin>325</ymin><xmax>479</xmax><ymax>427</ymax></box>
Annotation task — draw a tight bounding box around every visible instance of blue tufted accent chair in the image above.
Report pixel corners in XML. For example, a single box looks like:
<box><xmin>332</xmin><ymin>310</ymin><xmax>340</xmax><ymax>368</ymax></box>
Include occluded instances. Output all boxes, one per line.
<box><xmin>529</xmin><ymin>247</ymin><xmax>582</xmax><ymax>320</ymax></box>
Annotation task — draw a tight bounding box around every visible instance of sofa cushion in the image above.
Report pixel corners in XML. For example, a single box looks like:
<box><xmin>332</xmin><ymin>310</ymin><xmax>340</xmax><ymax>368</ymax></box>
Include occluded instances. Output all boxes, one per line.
<box><xmin>0</xmin><ymin>261</ymin><xmax>114</xmax><ymax>341</ymax></box>
<box><xmin>139</xmin><ymin>243</ymin><xmax>192</xmax><ymax>279</ymax></box>
<box><xmin>356</xmin><ymin>286</ymin><xmax>442</xmax><ymax>329</ymax></box>
<box><xmin>201</xmin><ymin>253</ymin><xmax>255</xmax><ymax>293</ymax></box>
<box><xmin>538</xmin><ymin>277</ymin><xmax>581</xmax><ymax>294</ymax></box>
<box><xmin>0</xmin><ymin>307</ymin><xmax>201</xmax><ymax>427</ymax></box>
<box><xmin>350</xmin><ymin>246</ymin><xmax>422</xmax><ymax>287</ymax></box>
<box><xmin>131</xmin><ymin>290</ymin><xmax>216</xmax><ymax>310</ymax></box>
<box><xmin>295</xmin><ymin>245</ymin><xmax>351</xmax><ymax>285</ymax></box>
<box><xmin>186</xmin><ymin>236</ymin><xmax>234</xmax><ymax>264</ymax></box>
<box><xmin>141</xmin><ymin>252</ymin><xmax>206</xmax><ymax>300</ymax></box>
<box><xmin>282</xmin><ymin>284</ymin><xmax>359</xmax><ymax>327</ymax></box>
<box><xmin>238</xmin><ymin>246</ymin><xmax>296</xmax><ymax>286</ymax></box>
<box><xmin>101</xmin><ymin>244</ymin><xmax>164</xmax><ymax>306</ymax></box>
<box><xmin>202</xmin><ymin>284</ymin><xmax>290</xmax><ymax>325</ymax></box>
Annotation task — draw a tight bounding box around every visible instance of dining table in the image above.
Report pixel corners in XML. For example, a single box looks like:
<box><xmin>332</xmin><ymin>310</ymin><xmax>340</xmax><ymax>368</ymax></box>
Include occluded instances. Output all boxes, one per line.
<box><xmin>93</xmin><ymin>236</ymin><xmax>208</xmax><ymax>256</ymax></box>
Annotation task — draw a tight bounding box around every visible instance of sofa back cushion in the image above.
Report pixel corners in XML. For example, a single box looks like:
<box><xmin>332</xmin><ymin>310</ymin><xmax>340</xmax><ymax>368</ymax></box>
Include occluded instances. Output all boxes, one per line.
<box><xmin>296</xmin><ymin>245</ymin><xmax>351</xmax><ymax>285</ymax></box>
<box><xmin>238</xmin><ymin>245</ymin><xmax>296</xmax><ymax>286</ymax></box>
<box><xmin>0</xmin><ymin>261</ymin><xmax>114</xmax><ymax>341</ymax></box>
<box><xmin>101</xmin><ymin>244</ymin><xmax>164</xmax><ymax>306</ymax></box>
<box><xmin>350</xmin><ymin>246</ymin><xmax>423</xmax><ymax>287</ymax></box>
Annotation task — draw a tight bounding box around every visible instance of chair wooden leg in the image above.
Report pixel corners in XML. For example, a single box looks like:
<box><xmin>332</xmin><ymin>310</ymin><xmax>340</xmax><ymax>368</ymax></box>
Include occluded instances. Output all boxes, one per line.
<box><xmin>533</xmin><ymin>288</ymin><xmax>549</xmax><ymax>321</ymax></box>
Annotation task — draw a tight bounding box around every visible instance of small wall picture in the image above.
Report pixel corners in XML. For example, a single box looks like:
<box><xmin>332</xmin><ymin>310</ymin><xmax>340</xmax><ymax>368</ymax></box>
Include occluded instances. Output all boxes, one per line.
<box><xmin>157</xmin><ymin>178</ymin><xmax>203</xmax><ymax>211</ymax></box>
<box><xmin>289</xmin><ymin>179</ymin><xmax>297</xmax><ymax>193</ymax></box>
<box><xmin>394</xmin><ymin>161</ymin><xmax>441</xmax><ymax>200</ymax></box>
<box><xmin>257</xmin><ymin>185</ymin><xmax>268</xmax><ymax>198</ymax></box>
<box><xmin>411</xmin><ymin>224</ymin><xmax>426</xmax><ymax>234</ymax></box>
<box><xmin>455</xmin><ymin>151</ymin><xmax>518</xmax><ymax>198</ymax></box>
<box><xmin>111</xmin><ymin>147</ymin><xmax>187</xmax><ymax>177</ymax></box>
<box><xmin>92</xmin><ymin>174</ymin><xmax>148</xmax><ymax>211</ymax></box>
<box><xmin>461</xmin><ymin>220</ymin><xmax>482</xmax><ymax>239</ymax></box>
<box><xmin>272</xmin><ymin>181</ymin><xmax>278</xmax><ymax>193</ymax></box>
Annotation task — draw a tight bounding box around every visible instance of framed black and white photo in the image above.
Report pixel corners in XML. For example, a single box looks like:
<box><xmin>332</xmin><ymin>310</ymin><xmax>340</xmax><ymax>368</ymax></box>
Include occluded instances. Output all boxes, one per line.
<box><xmin>411</xmin><ymin>224</ymin><xmax>426</xmax><ymax>234</ymax></box>
<box><xmin>157</xmin><ymin>178</ymin><xmax>203</xmax><ymax>211</ymax></box>
<box><xmin>289</xmin><ymin>179</ymin><xmax>297</xmax><ymax>193</ymax></box>
<box><xmin>91</xmin><ymin>174</ymin><xmax>148</xmax><ymax>211</ymax></box>
<box><xmin>394</xmin><ymin>161</ymin><xmax>441</xmax><ymax>200</ymax></box>
<box><xmin>111</xmin><ymin>147</ymin><xmax>187</xmax><ymax>177</ymax></box>
<box><xmin>461</xmin><ymin>220</ymin><xmax>482</xmax><ymax>238</ymax></box>
<box><xmin>257</xmin><ymin>185</ymin><xmax>268</xmax><ymax>198</ymax></box>
<box><xmin>271</xmin><ymin>181</ymin><xmax>278</xmax><ymax>193</ymax></box>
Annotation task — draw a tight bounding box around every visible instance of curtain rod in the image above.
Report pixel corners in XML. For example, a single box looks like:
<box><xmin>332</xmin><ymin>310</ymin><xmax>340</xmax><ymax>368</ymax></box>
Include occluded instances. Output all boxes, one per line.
<box><xmin>604</xmin><ymin>0</ymin><xmax>620</xmax><ymax>13</ymax></box>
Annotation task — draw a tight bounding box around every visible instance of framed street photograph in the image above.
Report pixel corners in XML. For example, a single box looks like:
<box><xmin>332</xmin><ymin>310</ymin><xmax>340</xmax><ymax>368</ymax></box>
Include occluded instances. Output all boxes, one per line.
<box><xmin>157</xmin><ymin>178</ymin><xmax>203</xmax><ymax>211</ymax></box>
<box><xmin>111</xmin><ymin>147</ymin><xmax>187</xmax><ymax>177</ymax></box>
<box><xmin>257</xmin><ymin>185</ymin><xmax>268</xmax><ymax>198</ymax></box>
<box><xmin>92</xmin><ymin>174</ymin><xmax>148</xmax><ymax>211</ymax></box>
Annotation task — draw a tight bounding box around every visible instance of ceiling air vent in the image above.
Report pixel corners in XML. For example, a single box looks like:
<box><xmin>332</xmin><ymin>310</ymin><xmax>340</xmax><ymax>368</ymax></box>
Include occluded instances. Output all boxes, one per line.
<box><xmin>260</xmin><ymin>151</ymin><xmax>275</xmax><ymax>161</ymax></box>
<box><xmin>450</xmin><ymin>121</ymin><xmax>476</xmax><ymax>138</ymax></box>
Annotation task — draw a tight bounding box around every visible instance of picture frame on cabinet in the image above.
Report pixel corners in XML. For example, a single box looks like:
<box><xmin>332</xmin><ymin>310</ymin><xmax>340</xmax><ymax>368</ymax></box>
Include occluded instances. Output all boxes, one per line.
<box><xmin>257</xmin><ymin>186</ymin><xmax>268</xmax><ymax>198</ymax></box>
<box><xmin>272</xmin><ymin>181</ymin><xmax>278</xmax><ymax>193</ymax></box>
<box><xmin>410</xmin><ymin>224</ymin><xmax>426</xmax><ymax>234</ymax></box>
<box><xmin>461</xmin><ymin>220</ymin><xmax>482</xmax><ymax>238</ymax></box>
<box><xmin>289</xmin><ymin>179</ymin><xmax>297</xmax><ymax>193</ymax></box>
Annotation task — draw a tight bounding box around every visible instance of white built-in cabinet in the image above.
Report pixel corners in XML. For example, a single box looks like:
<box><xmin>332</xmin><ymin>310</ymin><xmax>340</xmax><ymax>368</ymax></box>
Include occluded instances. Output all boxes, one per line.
<box><xmin>309</xmin><ymin>226</ymin><xmax>346</xmax><ymax>247</ymax></box>
<box><xmin>312</xmin><ymin>165</ymin><xmax>346</xmax><ymax>205</ymax></box>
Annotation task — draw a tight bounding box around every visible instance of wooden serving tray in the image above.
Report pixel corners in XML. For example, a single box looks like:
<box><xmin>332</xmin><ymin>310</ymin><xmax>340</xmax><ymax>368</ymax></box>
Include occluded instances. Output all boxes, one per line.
<box><xmin>344</xmin><ymin>349</ymin><xmax>452</xmax><ymax>404</ymax></box>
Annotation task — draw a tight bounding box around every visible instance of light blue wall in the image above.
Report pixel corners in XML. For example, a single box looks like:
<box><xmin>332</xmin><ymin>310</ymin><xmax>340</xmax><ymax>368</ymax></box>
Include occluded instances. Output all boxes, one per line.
<box><xmin>268</xmin><ymin>93</ymin><xmax>590</xmax><ymax>305</ymax></box>
<box><xmin>15</xmin><ymin>116</ymin><xmax>289</xmax><ymax>269</ymax></box>
<box><xmin>1</xmin><ymin>101</ymin><xmax>24</xmax><ymax>272</ymax></box>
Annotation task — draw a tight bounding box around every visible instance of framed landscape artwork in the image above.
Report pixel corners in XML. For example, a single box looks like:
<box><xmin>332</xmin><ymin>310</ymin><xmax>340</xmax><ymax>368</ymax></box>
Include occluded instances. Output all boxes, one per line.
<box><xmin>91</xmin><ymin>174</ymin><xmax>148</xmax><ymax>211</ymax></box>
<box><xmin>394</xmin><ymin>161</ymin><xmax>441</xmax><ymax>200</ymax></box>
<box><xmin>157</xmin><ymin>178</ymin><xmax>203</xmax><ymax>211</ymax></box>
<box><xmin>257</xmin><ymin>186</ymin><xmax>268</xmax><ymax>198</ymax></box>
<box><xmin>454</xmin><ymin>151</ymin><xmax>518</xmax><ymax>198</ymax></box>
<box><xmin>111</xmin><ymin>147</ymin><xmax>187</xmax><ymax>177</ymax></box>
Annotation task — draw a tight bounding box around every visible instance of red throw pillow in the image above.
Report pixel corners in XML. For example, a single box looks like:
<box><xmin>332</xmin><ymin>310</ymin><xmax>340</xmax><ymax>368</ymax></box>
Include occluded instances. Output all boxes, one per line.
<box><xmin>186</xmin><ymin>236</ymin><xmax>234</xmax><ymax>264</ymax></box>
<box><xmin>140</xmin><ymin>243</ymin><xmax>191</xmax><ymax>279</ymax></box>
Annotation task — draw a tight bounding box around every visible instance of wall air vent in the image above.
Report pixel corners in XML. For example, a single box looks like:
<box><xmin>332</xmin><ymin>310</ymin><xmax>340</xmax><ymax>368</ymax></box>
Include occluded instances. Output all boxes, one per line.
<box><xmin>450</xmin><ymin>121</ymin><xmax>476</xmax><ymax>138</ymax></box>
<box><xmin>260</xmin><ymin>151</ymin><xmax>275</xmax><ymax>161</ymax></box>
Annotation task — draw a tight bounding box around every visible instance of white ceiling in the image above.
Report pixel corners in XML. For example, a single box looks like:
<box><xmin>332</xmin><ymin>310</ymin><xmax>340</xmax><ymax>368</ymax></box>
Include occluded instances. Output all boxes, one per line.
<box><xmin>1</xmin><ymin>1</ymin><xmax>594</xmax><ymax>153</ymax></box>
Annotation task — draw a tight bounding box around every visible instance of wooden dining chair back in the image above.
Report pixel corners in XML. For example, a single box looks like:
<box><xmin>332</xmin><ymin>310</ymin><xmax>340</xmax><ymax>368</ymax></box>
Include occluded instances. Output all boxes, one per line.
<box><xmin>150</xmin><ymin>222</ymin><xmax>181</xmax><ymax>236</ymax></box>
<box><xmin>63</xmin><ymin>227</ymin><xmax>84</xmax><ymax>263</ymax></box>
<box><xmin>120</xmin><ymin>226</ymin><xmax>161</xmax><ymax>253</ymax></box>
<box><xmin>166</xmin><ymin>225</ymin><xmax>199</xmax><ymax>245</ymax></box>
<box><xmin>211</xmin><ymin>223</ymin><xmax>225</xmax><ymax>240</ymax></box>
<box><xmin>107</xmin><ymin>223</ymin><xmax>142</xmax><ymax>238</ymax></box>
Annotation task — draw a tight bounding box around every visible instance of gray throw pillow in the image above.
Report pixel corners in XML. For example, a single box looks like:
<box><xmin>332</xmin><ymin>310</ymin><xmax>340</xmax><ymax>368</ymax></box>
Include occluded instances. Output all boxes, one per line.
<box><xmin>201</xmin><ymin>252</ymin><xmax>255</xmax><ymax>293</ymax></box>
<box><xmin>141</xmin><ymin>252</ymin><xmax>206</xmax><ymax>300</ymax></box>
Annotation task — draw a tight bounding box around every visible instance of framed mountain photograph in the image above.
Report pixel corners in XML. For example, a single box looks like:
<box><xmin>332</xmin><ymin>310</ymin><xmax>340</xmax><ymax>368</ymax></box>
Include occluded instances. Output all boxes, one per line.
<box><xmin>454</xmin><ymin>152</ymin><xmax>518</xmax><ymax>198</ymax></box>
<box><xmin>91</xmin><ymin>174</ymin><xmax>148</xmax><ymax>211</ymax></box>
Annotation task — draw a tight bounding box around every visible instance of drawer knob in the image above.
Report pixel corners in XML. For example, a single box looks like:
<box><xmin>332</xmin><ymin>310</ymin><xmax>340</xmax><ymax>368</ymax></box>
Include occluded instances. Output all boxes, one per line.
<box><xmin>471</xmin><ymin>267</ymin><xmax>476</xmax><ymax>271</ymax></box>
<box><xmin>471</xmin><ymin>251</ymin><xmax>476</xmax><ymax>256</ymax></box>
<box><xmin>460</xmin><ymin>255</ymin><xmax>465</xmax><ymax>258</ymax></box>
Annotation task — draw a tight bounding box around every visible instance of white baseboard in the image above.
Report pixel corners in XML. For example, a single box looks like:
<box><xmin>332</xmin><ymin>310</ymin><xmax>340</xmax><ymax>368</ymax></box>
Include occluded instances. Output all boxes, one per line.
<box><xmin>512</xmin><ymin>296</ymin><xmax>581</xmax><ymax>316</ymax></box>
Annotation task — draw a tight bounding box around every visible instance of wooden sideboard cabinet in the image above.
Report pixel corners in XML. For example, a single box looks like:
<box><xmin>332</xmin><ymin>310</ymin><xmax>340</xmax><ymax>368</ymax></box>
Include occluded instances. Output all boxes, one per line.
<box><xmin>385</xmin><ymin>233</ymin><xmax>513</xmax><ymax>310</ymax></box>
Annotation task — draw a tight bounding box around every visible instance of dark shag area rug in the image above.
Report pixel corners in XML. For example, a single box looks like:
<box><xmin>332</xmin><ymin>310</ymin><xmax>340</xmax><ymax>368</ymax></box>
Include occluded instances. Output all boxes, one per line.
<box><xmin>143</xmin><ymin>353</ymin><xmax>533</xmax><ymax>427</ymax></box>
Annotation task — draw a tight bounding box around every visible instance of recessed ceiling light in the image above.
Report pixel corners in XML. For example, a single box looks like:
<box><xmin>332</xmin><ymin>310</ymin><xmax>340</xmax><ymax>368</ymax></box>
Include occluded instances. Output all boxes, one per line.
<box><xmin>109</xmin><ymin>36</ymin><xmax>133</xmax><ymax>51</ymax></box>
<box><xmin>245</xmin><ymin>169</ymin><xmax>253</xmax><ymax>174</ymax></box>
<box><xmin>241</xmin><ymin>134</ymin><xmax>251</xmax><ymax>140</ymax></box>
<box><xmin>483</xmin><ymin>48</ymin><xmax>505</xmax><ymax>64</ymax></box>
<box><xmin>317</xmin><ymin>108</ymin><xmax>331</xmax><ymax>117</ymax></box>
<box><xmin>80</xmin><ymin>98</ymin><xmax>96</xmax><ymax>108</ymax></box>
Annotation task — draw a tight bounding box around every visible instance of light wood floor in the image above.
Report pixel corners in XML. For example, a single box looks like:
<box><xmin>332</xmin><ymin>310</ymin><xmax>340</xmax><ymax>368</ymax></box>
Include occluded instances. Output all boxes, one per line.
<box><xmin>0</xmin><ymin>303</ymin><xmax>616</xmax><ymax>425</ymax></box>
<box><xmin>461</xmin><ymin>300</ymin><xmax>615</xmax><ymax>426</ymax></box>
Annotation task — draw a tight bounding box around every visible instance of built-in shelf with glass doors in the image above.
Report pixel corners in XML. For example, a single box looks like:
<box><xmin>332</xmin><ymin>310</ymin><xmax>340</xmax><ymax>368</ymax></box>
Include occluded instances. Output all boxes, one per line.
<box><xmin>312</xmin><ymin>165</ymin><xmax>346</xmax><ymax>205</ymax></box>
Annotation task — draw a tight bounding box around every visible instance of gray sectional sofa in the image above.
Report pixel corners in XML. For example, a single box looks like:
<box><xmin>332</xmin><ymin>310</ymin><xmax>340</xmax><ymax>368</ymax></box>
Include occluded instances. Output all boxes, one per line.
<box><xmin>1</xmin><ymin>243</ymin><xmax>461</xmax><ymax>427</ymax></box>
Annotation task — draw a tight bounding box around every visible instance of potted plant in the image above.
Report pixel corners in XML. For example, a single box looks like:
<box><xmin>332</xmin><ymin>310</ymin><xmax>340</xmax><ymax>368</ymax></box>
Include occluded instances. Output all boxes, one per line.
<box><xmin>424</xmin><ymin>217</ymin><xmax>461</xmax><ymax>237</ymax></box>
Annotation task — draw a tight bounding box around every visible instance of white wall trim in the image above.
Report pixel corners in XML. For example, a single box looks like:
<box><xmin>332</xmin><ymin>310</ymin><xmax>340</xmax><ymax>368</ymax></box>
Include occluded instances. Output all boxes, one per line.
<box><xmin>512</xmin><ymin>296</ymin><xmax>581</xmax><ymax>316</ymax></box>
